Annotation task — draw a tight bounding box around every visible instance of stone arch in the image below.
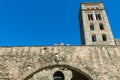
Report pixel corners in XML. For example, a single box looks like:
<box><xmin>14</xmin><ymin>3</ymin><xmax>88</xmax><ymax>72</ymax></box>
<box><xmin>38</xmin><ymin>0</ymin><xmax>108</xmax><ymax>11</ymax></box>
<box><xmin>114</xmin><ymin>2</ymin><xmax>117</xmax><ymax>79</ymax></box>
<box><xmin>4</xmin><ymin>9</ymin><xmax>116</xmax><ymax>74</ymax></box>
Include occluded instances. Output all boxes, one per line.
<box><xmin>24</xmin><ymin>64</ymin><xmax>93</xmax><ymax>80</ymax></box>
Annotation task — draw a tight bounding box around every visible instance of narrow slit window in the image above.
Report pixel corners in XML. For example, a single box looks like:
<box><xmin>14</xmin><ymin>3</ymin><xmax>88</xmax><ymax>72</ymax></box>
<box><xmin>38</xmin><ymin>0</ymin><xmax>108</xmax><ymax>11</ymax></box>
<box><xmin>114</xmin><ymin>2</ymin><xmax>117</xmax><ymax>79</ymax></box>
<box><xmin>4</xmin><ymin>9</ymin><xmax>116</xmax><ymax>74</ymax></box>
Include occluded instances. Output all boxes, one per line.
<box><xmin>102</xmin><ymin>34</ymin><xmax>107</xmax><ymax>41</ymax></box>
<box><xmin>90</xmin><ymin>23</ymin><xmax>94</xmax><ymax>30</ymax></box>
<box><xmin>92</xmin><ymin>35</ymin><xmax>97</xmax><ymax>42</ymax></box>
<box><xmin>99</xmin><ymin>23</ymin><xmax>104</xmax><ymax>30</ymax></box>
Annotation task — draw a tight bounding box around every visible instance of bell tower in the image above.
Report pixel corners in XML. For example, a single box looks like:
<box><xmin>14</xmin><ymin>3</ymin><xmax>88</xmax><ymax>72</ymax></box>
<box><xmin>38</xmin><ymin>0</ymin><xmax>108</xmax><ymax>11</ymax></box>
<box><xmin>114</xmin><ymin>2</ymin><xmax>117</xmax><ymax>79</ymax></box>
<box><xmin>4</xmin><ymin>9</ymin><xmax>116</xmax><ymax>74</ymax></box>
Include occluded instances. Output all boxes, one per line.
<box><xmin>79</xmin><ymin>2</ymin><xmax>115</xmax><ymax>45</ymax></box>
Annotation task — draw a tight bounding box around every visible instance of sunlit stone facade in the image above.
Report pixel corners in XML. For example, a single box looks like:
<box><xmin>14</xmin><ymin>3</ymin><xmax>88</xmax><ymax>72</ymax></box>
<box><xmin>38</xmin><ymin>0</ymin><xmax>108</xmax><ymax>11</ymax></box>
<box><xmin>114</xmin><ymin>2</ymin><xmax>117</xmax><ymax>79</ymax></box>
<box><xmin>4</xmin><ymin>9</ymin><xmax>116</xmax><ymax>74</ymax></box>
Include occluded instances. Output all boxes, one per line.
<box><xmin>0</xmin><ymin>2</ymin><xmax>120</xmax><ymax>80</ymax></box>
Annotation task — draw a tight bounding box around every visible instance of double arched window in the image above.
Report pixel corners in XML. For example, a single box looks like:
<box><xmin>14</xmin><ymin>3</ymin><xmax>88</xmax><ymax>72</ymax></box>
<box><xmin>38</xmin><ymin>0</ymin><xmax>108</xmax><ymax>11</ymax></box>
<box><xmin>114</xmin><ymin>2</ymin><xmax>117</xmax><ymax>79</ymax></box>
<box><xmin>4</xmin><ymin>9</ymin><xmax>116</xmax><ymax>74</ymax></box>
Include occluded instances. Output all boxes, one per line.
<box><xmin>95</xmin><ymin>14</ymin><xmax>102</xmax><ymax>20</ymax></box>
<box><xmin>88</xmin><ymin>14</ymin><xmax>93</xmax><ymax>20</ymax></box>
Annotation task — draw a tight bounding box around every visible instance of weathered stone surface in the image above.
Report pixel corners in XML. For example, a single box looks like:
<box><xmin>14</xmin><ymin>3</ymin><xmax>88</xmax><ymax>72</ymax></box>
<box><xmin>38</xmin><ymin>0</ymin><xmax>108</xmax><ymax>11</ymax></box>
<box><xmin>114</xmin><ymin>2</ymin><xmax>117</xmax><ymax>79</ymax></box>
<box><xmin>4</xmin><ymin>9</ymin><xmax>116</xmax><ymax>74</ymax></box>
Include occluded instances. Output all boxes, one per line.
<box><xmin>115</xmin><ymin>39</ymin><xmax>120</xmax><ymax>45</ymax></box>
<box><xmin>0</xmin><ymin>46</ymin><xmax>119</xmax><ymax>80</ymax></box>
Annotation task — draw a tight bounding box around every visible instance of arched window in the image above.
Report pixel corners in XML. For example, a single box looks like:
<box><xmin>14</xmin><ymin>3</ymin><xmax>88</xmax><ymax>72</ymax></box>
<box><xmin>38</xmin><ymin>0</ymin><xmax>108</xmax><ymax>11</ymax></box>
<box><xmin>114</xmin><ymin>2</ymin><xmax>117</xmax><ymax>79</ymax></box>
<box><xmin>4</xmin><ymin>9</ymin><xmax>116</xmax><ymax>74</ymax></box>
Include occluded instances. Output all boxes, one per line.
<box><xmin>90</xmin><ymin>23</ymin><xmax>94</xmax><ymax>30</ymax></box>
<box><xmin>99</xmin><ymin>23</ymin><xmax>104</xmax><ymax>30</ymax></box>
<box><xmin>88</xmin><ymin>14</ymin><xmax>93</xmax><ymax>20</ymax></box>
<box><xmin>53</xmin><ymin>71</ymin><xmax>64</xmax><ymax>80</ymax></box>
<box><xmin>95</xmin><ymin>14</ymin><xmax>102</xmax><ymax>20</ymax></box>
<box><xmin>102</xmin><ymin>34</ymin><xmax>107</xmax><ymax>41</ymax></box>
<box><xmin>98</xmin><ymin>14</ymin><xmax>102</xmax><ymax>20</ymax></box>
<box><xmin>92</xmin><ymin>34</ymin><xmax>97</xmax><ymax>42</ymax></box>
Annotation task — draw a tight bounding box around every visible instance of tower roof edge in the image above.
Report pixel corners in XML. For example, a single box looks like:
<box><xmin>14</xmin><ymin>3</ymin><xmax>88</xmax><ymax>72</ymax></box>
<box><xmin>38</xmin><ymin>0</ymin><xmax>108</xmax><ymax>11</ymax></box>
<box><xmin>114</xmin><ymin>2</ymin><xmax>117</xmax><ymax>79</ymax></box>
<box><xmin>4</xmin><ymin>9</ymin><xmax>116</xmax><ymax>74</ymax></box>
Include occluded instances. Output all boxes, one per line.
<box><xmin>80</xmin><ymin>2</ymin><xmax>103</xmax><ymax>5</ymax></box>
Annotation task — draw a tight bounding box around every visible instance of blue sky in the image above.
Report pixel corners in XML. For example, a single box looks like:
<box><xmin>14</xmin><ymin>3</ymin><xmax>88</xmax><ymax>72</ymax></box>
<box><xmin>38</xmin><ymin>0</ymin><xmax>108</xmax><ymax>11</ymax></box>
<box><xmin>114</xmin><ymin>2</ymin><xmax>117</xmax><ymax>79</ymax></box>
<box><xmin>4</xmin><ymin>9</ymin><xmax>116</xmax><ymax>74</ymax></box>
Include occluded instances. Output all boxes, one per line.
<box><xmin>0</xmin><ymin>0</ymin><xmax>119</xmax><ymax>46</ymax></box>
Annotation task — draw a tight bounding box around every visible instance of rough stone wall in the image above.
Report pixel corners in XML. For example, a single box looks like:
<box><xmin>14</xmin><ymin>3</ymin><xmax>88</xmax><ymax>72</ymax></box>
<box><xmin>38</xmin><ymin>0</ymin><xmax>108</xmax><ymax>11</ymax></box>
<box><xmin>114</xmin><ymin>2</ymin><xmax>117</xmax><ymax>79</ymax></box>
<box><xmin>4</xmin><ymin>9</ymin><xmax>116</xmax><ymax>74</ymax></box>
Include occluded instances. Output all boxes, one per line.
<box><xmin>115</xmin><ymin>39</ymin><xmax>120</xmax><ymax>45</ymax></box>
<box><xmin>0</xmin><ymin>46</ymin><xmax>120</xmax><ymax>80</ymax></box>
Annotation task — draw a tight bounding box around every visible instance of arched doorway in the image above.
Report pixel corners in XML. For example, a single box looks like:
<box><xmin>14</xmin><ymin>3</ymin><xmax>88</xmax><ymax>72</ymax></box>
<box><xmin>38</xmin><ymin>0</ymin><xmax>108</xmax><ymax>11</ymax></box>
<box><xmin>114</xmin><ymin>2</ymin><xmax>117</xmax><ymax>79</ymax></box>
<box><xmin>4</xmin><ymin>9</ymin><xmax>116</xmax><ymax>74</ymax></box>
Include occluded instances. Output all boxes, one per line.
<box><xmin>53</xmin><ymin>71</ymin><xmax>64</xmax><ymax>80</ymax></box>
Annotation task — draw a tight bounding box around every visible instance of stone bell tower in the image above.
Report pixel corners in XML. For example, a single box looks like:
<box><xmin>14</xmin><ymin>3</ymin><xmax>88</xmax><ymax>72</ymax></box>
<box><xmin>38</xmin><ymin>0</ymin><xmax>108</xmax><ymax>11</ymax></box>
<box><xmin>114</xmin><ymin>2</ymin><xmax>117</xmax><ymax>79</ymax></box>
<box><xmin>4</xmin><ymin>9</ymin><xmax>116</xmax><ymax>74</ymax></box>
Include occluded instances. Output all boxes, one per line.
<box><xmin>79</xmin><ymin>2</ymin><xmax>115</xmax><ymax>45</ymax></box>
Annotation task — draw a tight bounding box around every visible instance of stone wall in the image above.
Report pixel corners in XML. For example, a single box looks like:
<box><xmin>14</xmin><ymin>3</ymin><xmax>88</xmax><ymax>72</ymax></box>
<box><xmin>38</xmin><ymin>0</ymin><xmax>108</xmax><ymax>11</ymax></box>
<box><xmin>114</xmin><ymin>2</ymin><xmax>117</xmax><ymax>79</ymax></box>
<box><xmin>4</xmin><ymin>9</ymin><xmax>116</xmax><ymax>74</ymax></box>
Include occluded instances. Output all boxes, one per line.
<box><xmin>115</xmin><ymin>39</ymin><xmax>120</xmax><ymax>45</ymax></box>
<box><xmin>0</xmin><ymin>46</ymin><xmax>120</xmax><ymax>80</ymax></box>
